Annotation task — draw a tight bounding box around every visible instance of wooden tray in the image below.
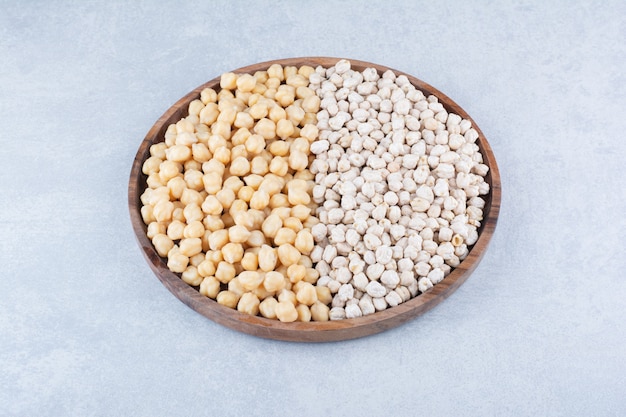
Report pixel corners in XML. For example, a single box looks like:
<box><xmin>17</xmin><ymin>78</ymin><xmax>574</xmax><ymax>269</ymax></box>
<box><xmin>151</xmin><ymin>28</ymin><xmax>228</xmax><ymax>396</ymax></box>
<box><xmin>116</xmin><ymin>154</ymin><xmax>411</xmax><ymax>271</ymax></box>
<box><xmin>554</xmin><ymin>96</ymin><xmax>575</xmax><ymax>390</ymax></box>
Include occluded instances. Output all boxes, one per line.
<box><xmin>128</xmin><ymin>57</ymin><xmax>501</xmax><ymax>342</ymax></box>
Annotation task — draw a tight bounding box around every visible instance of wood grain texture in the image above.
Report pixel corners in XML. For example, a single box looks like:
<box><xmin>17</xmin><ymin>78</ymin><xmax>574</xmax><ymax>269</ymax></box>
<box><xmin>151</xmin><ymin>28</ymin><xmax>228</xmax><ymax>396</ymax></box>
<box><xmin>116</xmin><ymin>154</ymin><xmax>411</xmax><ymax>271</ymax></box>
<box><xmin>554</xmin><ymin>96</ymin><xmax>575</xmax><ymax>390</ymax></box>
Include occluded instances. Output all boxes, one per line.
<box><xmin>128</xmin><ymin>57</ymin><xmax>501</xmax><ymax>342</ymax></box>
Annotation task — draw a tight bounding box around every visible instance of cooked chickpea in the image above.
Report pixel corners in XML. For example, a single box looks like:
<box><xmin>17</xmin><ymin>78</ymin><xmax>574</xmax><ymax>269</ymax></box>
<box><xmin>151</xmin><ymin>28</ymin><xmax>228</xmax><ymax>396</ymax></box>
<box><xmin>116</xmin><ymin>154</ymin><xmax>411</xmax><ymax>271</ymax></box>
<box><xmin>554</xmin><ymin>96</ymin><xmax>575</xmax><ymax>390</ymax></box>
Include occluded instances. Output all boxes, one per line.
<box><xmin>276</xmin><ymin>119</ymin><xmax>295</xmax><ymax>139</ymax></box>
<box><xmin>184</xmin><ymin>169</ymin><xmax>204</xmax><ymax>191</ymax></box>
<box><xmin>294</xmin><ymin>304</ymin><xmax>311</xmax><ymax>322</ymax></box>
<box><xmin>153</xmin><ymin>200</ymin><xmax>174</xmax><ymax>222</ymax></box>
<box><xmin>263</xmin><ymin>271</ymin><xmax>286</xmax><ymax>293</ymax></box>
<box><xmin>223</xmin><ymin>176</ymin><xmax>244</xmax><ymax>193</ymax></box>
<box><xmin>246</xmin><ymin>230</ymin><xmax>266</xmax><ymax>247</ymax></box>
<box><xmin>179</xmin><ymin>238</ymin><xmax>203</xmax><ymax>257</ymax></box>
<box><xmin>268</xmin><ymin>140</ymin><xmax>290</xmax><ymax>156</ymax></box>
<box><xmin>236</xmin><ymin>292</ymin><xmax>260</xmax><ymax>315</ymax></box>
<box><xmin>203</xmin><ymin>172</ymin><xmax>223</xmax><ymax>194</ymax></box>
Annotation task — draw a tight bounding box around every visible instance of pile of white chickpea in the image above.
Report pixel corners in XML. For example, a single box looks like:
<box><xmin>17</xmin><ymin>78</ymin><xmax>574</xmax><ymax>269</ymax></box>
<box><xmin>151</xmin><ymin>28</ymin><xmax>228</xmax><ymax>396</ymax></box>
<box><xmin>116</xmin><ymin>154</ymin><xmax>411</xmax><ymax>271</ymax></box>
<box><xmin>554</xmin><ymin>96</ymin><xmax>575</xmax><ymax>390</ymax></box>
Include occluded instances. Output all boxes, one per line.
<box><xmin>140</xmin><ymin>60</ymin><xmax>489</xmax><ymax>322</ymax></box>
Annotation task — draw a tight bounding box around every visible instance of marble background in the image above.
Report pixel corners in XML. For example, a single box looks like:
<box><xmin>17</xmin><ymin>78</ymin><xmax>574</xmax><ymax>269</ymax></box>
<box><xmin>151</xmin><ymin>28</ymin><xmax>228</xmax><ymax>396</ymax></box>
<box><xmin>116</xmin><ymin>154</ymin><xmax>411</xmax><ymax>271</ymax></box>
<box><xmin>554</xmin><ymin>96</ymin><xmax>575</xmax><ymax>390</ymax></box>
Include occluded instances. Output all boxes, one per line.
<box><xmin>1</xmin><ymin>1</ymin><xmax>624</xmax><ymax>416</ymax></box>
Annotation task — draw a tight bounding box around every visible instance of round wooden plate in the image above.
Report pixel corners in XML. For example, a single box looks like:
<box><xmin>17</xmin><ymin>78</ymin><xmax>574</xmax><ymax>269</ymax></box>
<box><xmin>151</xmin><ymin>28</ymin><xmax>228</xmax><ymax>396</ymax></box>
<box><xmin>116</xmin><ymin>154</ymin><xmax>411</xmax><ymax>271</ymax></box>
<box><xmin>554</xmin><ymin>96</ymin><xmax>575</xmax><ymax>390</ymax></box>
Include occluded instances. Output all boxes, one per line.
<box><xmin>128</xmin><ymin>57</ymin><xmax>501</xmax><ymax>342</ymax></box>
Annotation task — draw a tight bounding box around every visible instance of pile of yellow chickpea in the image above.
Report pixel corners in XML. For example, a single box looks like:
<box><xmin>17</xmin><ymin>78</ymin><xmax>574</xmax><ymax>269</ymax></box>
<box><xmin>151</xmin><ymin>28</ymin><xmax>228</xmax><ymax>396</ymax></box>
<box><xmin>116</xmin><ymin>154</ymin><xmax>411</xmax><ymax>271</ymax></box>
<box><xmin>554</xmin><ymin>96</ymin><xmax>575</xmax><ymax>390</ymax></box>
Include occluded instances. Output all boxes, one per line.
<box><xmin>140</xmin><ymin>64</ymin><xmax>333</xmax><ymax>322</ymax></box>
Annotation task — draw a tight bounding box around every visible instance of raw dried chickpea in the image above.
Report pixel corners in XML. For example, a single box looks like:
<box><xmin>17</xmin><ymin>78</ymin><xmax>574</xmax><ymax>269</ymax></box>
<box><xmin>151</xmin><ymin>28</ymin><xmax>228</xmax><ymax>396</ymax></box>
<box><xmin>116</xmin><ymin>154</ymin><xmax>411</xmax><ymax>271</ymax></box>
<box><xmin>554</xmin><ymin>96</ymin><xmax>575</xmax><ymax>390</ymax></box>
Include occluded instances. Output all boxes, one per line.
<box><xmin>199</xmin><ymin>276</ymin><xmax>221</xmax><ymax>298</ymax></box>
<box><xmin>310</xmin><ymin>301</ymin><xmax>330</xmax><ymax>322</ymax></box>
<box><xmin>275</xmin><ymin>301</ymin><xmax>298</xmax><ymax>322</ymax></box>
<box><xmin>215</xmin><ymin>261</ymin><xmax>236</xmax><ymax>283</ymax></box>
<box><xmin>181</xmin><ymin>266</ymin><xmax>203</xmax><ymax>286</ymax></box>
<box><xmin>296</xmin><ymin>304</ymin><xmax>312</xmax><ymax>322</ymax></box>
<box><xmin>240</xmin><ymin>251</ymin><xmax>258</xmax><ymax>271</ymax></box>
<box><xmin>216</xmin><ymin>290</ymin><xmax>239</xmax><ymax>308</ymax></box>
<box><xmin>221</xmin><ymin>242</ymin><xmax>244</xmax><ymax>264</ymax></box>
<box><xmin>259</xmin><ymin>297</ymin><xmax>278</xmax><ymax>319</ymax></box>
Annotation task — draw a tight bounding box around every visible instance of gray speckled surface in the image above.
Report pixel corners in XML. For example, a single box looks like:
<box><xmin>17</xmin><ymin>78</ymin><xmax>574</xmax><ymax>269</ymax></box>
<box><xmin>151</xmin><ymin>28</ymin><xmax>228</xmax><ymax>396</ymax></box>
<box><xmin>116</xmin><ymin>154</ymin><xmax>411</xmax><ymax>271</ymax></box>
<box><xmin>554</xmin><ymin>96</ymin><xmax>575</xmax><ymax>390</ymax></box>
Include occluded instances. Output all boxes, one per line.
<box><xmin>1</xmin><ymin>1</ymin><xmax>625</xmax><ymax>416</ymax></box>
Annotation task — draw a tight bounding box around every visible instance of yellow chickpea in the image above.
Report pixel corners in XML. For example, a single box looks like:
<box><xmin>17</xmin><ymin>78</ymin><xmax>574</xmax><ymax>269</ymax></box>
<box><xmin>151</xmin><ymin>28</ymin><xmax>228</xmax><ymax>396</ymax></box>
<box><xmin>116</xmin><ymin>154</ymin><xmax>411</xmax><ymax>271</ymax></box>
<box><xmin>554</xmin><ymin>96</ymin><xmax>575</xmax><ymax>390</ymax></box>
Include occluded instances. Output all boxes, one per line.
<box><xmin>269</xmin><ymin>156</ymin><xmax>288</xmax><ymax>176</ymax></box>
<box><xmin>152</xmin><ymin>234</ymin><xmax>174</xmax><ymax>257</ymax></box>
<box><xmin>275</xmin><ymin>300</ymin><xmax>298</xmax><ymax>322</ymax></box>
<box><xmin>199</xmin><ymin>276</ymin><xmax>221</xmax><ymax>298</ymax></box>
<box><xmin>259</xmin><ymin>296</ymin><xmax>278</xmax><ymax>319</ymax></box>
<box><xmin>258</xmin><ymin>245</ymin><xmax>278</xmax><ymax>272</ymax></box>
<box><xmin>263</xmin><ymin>271</ymin><xmax>286</xmax><ymax>293</ymax></box>
<box><xmin>230</xmin><ymin>156</ymin><xmax>251</xmax><ymax>177</ymax></box>
<box><xmin>286</xmin><ymin>264</ymin><xmax>307</xmax><ymax>284</ymax></box>
<box><xmin>215</xmin><ymin>262</ymin><xmax>237</xmax><ymax>284</ymax></box>
<box><xmin>228</xmin><ymin>225</ymin><xmax>252</xmax><ymax>243</ymax></box>
<box><xmin>240</xmin><ymin>252</ymin><xmax>259</xmax><ymax>271</ymax></box>
<box><xmin>216</xmin><ymin>290</ymin><xmax>239</xmax><ymax>308</ymax></box>
<box><xmin>197</xmin><ymin>259</ymin><xmax>216</xmax><ymax>277</ymax></box>
<box><xmin>183</xmin><ymin>220</ymin><xmax>205</xmax><ymax>239</ymax></box>
<box><xmin>221</xmin><ymin>242</ymin><xmax>244</xmax><ymax>264</ymax></box>
<box><xmin>201</xmin><ymin>195</ymin><xmax>223</xmax><ymax>215</ymax></box>
<box><xmin>223</xmin><ymin>176</ymin><xmax>244</xmax><ymax>193</ymax></box>
<box><xmin>250</xmin><ymin>156</ymin><xmax>269</xmax><ymax>175</ymax></box>
<box><xmin>237</xmin><ymin>271</ymin><xmax>264</xmax><ymax>291</ymax></box>
<box><xmin>294</xmin><ymin>229</ymin><xmax>314</xmax><ymax>254</ymax></box>
<box><xmin>288</xmin><ymin>151</ymin><xmax>308</xmax><ymax>171</ymax></box>
<box><xmin>254</xmin><ymin>118</ymin><xmax>276</xmax><ymax>140</ymax></box>
<box><xmin>310</xmin><ymin>301</ymin><xmax>330</xmax><ymax>321</ymax></box>
<box><xmin>275</xmin><ymin>118</ymin><xmax>295</xmax><ymax>139</ymax></box>
<box><xmin>261</xmin><ymin>214</ymin><xmax>282</xmax><ymax>239</ymax></box>
<box><xmin>215</xmin><ymin>188</ymin><xmax>236</xmax><ymax>210</ymax></box>
<box><xmin>249</xmin><ymin>189</ymin><xmax>270</xmax><ymax>210</ymax></box>
<box><xmin>246</xmin><ymin>230</ymin><xmax>266</xmax><ymax>247</ymax></box>
<box><xmin>208</xmin><ymin>229</ymin><xmax>229</xmax><ymax>251</ymax></box>
<box><xmin>269</xmin><ymin>193</ymin><xmax>289</xmax><ymax>209</ymax></box>
<box><xmin>274</xmin><ymin>227</ymin><xmax>297</xmax><ymax>246</ymax></box>
<box><xmin>277</xmin><ymin>243</ymin><xmax>301</xmax><ymax>267</ymax></box>
<box><xmin>181</xmin><ymin>266</ymin><xmax>203</xmax><ymax>286</ymax></box>
<box><xmin>203</xmin><ymin>215</ymin><xmax>224</xmax><ymax>232</ymax></box>
<box><xmin>167</xmin><ymin>252</ymin><xmax>189</xmax><ymax>275</ymax></box>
